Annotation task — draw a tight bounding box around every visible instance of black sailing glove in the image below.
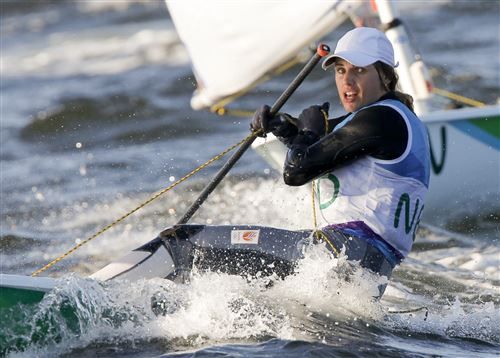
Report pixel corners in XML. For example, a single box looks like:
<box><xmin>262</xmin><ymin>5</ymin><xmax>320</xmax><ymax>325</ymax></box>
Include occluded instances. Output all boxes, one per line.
<box><xmin>296</xmin><ymin>102</ymin><xmax>330</xmax><ymax>137</ymax></box>
<box><xmin>250</xmin><ymin>105</ymin><xmax>298</xmax><ymax>138</ymax></box>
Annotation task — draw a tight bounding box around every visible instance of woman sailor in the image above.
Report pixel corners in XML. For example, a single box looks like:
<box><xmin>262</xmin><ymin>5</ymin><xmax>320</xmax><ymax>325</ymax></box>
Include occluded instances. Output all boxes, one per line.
<box><xmin>251</xmin><ymin>27</ymin><xmax>430</xmax><ymax>296</ymax></box>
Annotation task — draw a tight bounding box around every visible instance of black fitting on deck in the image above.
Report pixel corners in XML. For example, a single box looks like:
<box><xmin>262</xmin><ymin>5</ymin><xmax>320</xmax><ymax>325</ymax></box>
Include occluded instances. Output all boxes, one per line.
<box><xmin>381</xmin><ymin>18</ymin><xmax>403</xmax><ymax>32</ymax></box>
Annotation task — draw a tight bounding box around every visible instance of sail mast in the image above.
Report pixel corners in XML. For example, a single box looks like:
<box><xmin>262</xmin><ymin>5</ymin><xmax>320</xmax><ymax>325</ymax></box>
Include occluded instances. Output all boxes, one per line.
<box><xmin>375</xmin><ymin>0</ymin><xmax>433</xmax><ymax>115</ymax></box>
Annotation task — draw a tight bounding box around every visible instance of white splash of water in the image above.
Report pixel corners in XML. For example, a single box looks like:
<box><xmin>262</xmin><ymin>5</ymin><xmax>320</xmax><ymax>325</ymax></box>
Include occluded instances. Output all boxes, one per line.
<box><xmin>150</xmin><ymin>273</ymin><xmax>294</xmax><ymax>344</ymax></box>
<box><xmin>7</xmin><ymin>243</ymin><xmax>390</xmax><ymax>356</ymax></box>
<box><xmin>383</xmin><ymin>296</ymin><xmax>500</xmax><ymax>346</ymax></box>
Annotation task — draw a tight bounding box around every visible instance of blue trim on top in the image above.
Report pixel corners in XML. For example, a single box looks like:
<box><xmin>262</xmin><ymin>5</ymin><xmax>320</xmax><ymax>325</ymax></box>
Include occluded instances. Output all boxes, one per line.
<box><xmin>451</xmin><ymin>121</ymin><xmax>500</xmax><ymax>151</ymax></box>
<box><xmin>373</xmin><ymin>100</ymin><xmax>431</xmax><ymax>187</ymax></box>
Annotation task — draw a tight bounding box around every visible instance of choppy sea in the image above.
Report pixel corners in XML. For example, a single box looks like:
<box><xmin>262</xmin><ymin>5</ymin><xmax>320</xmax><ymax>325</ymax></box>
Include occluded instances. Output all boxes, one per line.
<box><xmin>1</xmin><ymin>1</ymin><xmax>499</xmax><ymax>357</ymax></box>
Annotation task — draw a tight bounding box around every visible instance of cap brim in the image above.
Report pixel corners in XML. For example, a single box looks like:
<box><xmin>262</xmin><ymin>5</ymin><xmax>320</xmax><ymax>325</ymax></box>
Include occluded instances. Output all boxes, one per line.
<box><xmin>322</xmin><ymin>51</ymin><xmax>380</xmax><ymax>70</ymax></box>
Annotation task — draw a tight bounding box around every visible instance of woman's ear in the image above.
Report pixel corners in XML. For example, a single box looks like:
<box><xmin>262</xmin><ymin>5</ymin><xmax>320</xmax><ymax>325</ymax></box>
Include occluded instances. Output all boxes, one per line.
<box><xmin>383</xmin><ymin>76</ymin><xmax>391</xmax><ymax>91</ymax></box>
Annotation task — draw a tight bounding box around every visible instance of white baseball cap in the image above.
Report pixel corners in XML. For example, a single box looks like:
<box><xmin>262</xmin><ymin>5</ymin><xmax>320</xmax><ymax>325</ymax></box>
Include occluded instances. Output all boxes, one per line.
<box><xmin>322</xmin><ymin>27</ymin><xmax>397</xmax><ymax>70</ymax></box>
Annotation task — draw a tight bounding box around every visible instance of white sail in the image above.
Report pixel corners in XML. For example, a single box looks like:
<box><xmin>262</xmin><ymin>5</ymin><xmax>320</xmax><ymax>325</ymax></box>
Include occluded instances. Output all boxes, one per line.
<box><xmin>166</xmin><ymin>0</ymin><xmax>367</xmax><ymax>110</ymax></box>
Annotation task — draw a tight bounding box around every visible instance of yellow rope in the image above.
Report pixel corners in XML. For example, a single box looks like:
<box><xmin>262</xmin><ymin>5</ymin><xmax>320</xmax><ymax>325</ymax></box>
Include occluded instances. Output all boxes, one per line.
<box><xmin>311</xmin><ymin>180</ymin><xmax>339</xmax><ymax>256</ymax></box>
<box><xmin>315</xmin><ymin>230</ymin><xmax>340</xmax><ymax>256</ymax></box>
<box><xmin>31</xmin><ymin>131</ymin><xmax>259</xmax><ymax>277</ymax></box>
<box><xmin>432</xmin><ymin>87</ymin><xmax>486</xmax><ymax>108</ymax></box>
<box><xmin>210</xmin><ymin>56</ymin><xmax>303</xmax><ymax>117</ymax></box>
<box><xmin>311</xmin><ymin>180</ymin><xmax>318</xmax><ymax>229</ymax></box>
<box><xmin>214</xmin><ymin>108</ymin><xmax>255</xmax><ymax>117</ymax></box>
<box><xmin>215</xmin><ymin>87</ymin><xmax>488</xmax><ymax>117</ymax></box>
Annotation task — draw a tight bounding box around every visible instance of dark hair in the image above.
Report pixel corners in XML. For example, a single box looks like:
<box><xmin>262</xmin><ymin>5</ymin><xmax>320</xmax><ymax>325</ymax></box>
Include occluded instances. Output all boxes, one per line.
<box><xmin>374</xmin><ymin>61</ymin><xmax>414</xmax><ymax>111</ymax></box>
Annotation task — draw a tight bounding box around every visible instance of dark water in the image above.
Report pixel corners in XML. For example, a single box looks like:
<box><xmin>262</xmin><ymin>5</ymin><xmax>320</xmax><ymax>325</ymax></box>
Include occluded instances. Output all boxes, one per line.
<box><xmin>1</xmin><ymin>1</ymin><xmax>499</xmax><ymax>357</ymax></box>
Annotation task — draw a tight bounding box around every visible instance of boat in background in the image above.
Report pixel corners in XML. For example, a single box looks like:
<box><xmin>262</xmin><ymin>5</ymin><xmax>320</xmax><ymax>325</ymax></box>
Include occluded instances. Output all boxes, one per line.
<box><xmin>166</xmin><ymin>0</ymin><xmax>500</xmax><ymax>224</ymax></box>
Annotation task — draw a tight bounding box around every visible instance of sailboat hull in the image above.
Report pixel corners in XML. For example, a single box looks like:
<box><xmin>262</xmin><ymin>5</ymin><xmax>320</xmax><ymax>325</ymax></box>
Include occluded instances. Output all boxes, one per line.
<box><xmin>0</xmin><ymin>274</ymin><xmax>57</xmax><ymax>309</ymax></box>
<box><xmin>91</xmin><ymin>224</ymin><xmax>312</xmax><ymax>282</ymax></box>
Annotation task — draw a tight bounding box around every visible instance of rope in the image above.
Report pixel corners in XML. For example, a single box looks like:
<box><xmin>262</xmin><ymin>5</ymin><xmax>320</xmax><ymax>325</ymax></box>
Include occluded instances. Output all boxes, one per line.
<box><xmin>213</xmin><ymin>87</ymin><xmax>487</xmax><ymax>117</ymax></box>
<box><xmin>210</xmin><ymin>56</ymin><xmax>304</xmax><ymax>117</ymax></box>
<box><xmin>311</xmin><ymin>180</ymin><xmax>319</xmax><ymax>229</ymax></box>
<box><xmin>311</xmin><ymin>180</ymin><xmax>339</xmax><ymax>256</ymax></box>
<box><xmin>215</xmin><ymin>88</ymin><xmax>488</xmax><ymax>117</ymax></box>
<box><xmin>31</xmin><ymin>131</ymin><xmax>259</xmax><ymax>277</ymax></box>
<box><xmin>432</xmin><ymin>87</ymin><xmax>486</xmax><ymax>108</ymax></box>
<box><xmin>314</xmin><ymin>229</ymin><xmax>340</xmax><ymax>256</ymax></box>
<box><xmin>214</xmin><ymin>108</ymin><xmax>255</xmax><ymax>117</ymax></box>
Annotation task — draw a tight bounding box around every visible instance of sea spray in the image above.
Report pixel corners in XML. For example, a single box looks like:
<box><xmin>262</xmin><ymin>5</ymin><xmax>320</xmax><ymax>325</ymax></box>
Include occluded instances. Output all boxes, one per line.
<box><xmin>151</xmin><ymin>272</ymin><xmax>293</xmax><ymax>345</ymax></box>
<box><xmin>3</xmin><ymin>275</ymin><xmax>171</xmax><ymax>356</ymax></box>
<box><xmin>383</xmin><ymin>296</ymin><xmax>500</xmax><ymax>346</ymax></box>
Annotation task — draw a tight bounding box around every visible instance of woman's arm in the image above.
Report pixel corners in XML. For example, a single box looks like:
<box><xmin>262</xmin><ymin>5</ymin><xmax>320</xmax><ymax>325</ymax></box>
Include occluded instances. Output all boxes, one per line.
<box><xmin>283</xmin><ymin>106</ymin><xmax>408</xmax><ymax>186</ymax></box>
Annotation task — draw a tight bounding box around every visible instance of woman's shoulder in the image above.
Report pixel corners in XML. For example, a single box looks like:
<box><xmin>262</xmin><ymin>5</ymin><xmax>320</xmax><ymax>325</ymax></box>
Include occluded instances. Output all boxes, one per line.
<box><xmin>352</xmin><ymin>101</ymin><xmax>408</xmax><ymax>138</ymax></box>
<box><xmin>355</xmin><ymin>102</ymin><xmax>404</xmax><ymax>122</ymax></box>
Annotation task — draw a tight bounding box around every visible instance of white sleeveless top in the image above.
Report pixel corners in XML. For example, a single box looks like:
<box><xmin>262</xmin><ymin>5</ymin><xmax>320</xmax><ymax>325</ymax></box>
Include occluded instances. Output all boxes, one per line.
<box><xmin>315</xmin><ymin>99</ymin><xmax>430</xmax><ymax>257</ymax></box>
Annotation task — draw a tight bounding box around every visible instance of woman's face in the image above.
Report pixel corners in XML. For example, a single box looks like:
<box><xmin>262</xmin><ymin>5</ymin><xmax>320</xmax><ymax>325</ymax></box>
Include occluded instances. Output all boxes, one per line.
<box><xmin>334</xmin><ymin>59</ymin><xmax>387</xmax><ymax>113</ymax></box>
